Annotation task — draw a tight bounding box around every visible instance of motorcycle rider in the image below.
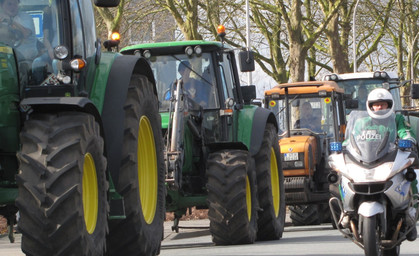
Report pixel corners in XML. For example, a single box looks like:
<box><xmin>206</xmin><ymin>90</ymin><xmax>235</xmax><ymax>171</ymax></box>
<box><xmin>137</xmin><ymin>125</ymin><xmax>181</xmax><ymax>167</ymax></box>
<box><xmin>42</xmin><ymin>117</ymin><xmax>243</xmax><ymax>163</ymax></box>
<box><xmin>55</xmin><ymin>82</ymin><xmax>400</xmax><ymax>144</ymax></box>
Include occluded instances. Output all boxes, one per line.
<box><xmin>365</xmin><ymin>88</ymin><xmax>418</xmax><ymax>241</ymax></box>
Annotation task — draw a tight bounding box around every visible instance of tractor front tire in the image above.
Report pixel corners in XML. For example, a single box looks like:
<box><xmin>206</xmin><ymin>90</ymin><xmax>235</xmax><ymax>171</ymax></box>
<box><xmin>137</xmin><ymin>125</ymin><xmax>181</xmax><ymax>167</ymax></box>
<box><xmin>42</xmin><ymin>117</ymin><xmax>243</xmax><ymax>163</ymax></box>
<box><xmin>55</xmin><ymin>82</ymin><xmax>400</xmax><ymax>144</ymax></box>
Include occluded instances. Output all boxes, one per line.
<box><xmin>107</xmin><ymin>74</ymin><xmax>165</xmax><ymax>256</ymax></box>
<box><xmin>17</xmin><ymin>112</ymin><xmax>108</xmax><ymax>256</ymax></box>
<box><xmin>206</xmin><ymin>150</ymin><xmax>258</xmax><ymax>245</ymax></box>
<box><xmin>289</xmin><ymin>204</ymin><xmax>321</xmax><ymax>226</ymax></box>
<box><xmin>255</xmin><ymin>123</ymin><xmax>286</xmax><ymax>240</ymax></box>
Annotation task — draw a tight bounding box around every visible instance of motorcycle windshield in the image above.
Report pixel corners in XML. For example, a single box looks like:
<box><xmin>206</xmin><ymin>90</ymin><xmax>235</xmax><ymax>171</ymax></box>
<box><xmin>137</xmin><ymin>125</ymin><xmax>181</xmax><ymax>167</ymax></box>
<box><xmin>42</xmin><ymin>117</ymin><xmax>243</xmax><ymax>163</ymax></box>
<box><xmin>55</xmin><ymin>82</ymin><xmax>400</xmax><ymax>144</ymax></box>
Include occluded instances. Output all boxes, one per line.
<box><xmin>345</xmin><ymin>110</ymin><xmax>396</xmax><ymax>163</ymax></box>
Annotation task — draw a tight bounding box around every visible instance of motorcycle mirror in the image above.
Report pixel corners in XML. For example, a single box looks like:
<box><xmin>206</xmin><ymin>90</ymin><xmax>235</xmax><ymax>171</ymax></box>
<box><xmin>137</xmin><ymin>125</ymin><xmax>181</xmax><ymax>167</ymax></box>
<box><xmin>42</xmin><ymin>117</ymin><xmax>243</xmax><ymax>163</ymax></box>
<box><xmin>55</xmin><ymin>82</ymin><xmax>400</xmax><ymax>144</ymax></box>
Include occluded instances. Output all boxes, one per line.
<box><xmin>345</xmin><ymin>99</ymin><xmax>358</xmax><ymax>109</ymax></box>
<box><xmin>327</xmin><ymin>171</ymin><xmax>339</xmax><ymax>184</ymax></box>
<box><xmin>411</xmin><ymin>84</ymin><xmax>419</xmax><ymax>100</ymax></box>
<box><xmin>405</xmin><ymin>168</ymin><xmax>417</xmax><ymax>182</ymax></box>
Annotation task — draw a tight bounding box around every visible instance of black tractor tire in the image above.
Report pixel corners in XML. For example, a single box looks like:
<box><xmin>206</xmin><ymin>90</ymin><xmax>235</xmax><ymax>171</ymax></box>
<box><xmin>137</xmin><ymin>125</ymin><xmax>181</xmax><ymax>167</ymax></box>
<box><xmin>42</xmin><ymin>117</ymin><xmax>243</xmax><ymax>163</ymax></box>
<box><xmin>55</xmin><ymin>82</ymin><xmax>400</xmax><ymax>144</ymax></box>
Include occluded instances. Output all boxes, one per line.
<box><xmin>289</xmin><ymin>204</ymin><xmax>321</xmax><ymax>226</ymax></box>
<box><xmin>318</xmin><ymin>203</ymin><xmax>332</xmax><ymax>224</ymax></box>
<box><xmin>254</xmin><ymin>123</ymin><xmax>286</xmax><ymax>240</ymax></box>
<box><xmin>17</xmin><ymin>112</ymin><xmax>108</xmax><ymax>256</ymax></box>
<box><xmin>206</xmin><ymin>149</ymin><xmax>258</xmax><ymax>245</ymax></box>
<box><xmin>107</xmin><ymin>74</ymin><xmax>165</xmax><ymax>256</ymax></box>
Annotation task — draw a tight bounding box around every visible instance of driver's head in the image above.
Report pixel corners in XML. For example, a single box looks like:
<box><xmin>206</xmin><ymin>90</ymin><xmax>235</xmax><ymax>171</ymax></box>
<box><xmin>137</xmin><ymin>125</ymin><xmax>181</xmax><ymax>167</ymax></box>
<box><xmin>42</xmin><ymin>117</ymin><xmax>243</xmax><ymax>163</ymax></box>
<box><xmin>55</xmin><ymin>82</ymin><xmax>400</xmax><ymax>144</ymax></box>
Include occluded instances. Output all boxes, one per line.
<box><xmin>178</xmin><ymin>61</ymin><xmax>191</xmax><ymax>77</ymax></box>
<box><xmin>300</xmin><ymin>102</ymin><xmax>313</xmax><ymax>119</ymax></box>
<box><xmin>0</xmin><ymin>0</ymin><xmax>19</xmax><ymax>17</ymax></box>
<box><xmin>367</xmin><ymin>88</ymin><xmax>394</xmax><ymax>119</ymax></box>
<box><xmin>358</xmin><ymin>86</ymin><xmax>368</xmax><ymax>99</ymax></box>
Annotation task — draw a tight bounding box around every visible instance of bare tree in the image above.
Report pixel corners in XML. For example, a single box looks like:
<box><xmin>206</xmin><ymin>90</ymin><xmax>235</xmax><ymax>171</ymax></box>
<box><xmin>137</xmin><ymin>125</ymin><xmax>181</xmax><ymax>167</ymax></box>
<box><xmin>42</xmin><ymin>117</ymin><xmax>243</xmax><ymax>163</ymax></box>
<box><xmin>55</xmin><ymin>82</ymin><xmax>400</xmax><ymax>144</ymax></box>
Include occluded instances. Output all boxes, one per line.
<box><xmin>154</xmin><ymin>0</ymin><xmax>202</xmax><ymax>40</ymax></box>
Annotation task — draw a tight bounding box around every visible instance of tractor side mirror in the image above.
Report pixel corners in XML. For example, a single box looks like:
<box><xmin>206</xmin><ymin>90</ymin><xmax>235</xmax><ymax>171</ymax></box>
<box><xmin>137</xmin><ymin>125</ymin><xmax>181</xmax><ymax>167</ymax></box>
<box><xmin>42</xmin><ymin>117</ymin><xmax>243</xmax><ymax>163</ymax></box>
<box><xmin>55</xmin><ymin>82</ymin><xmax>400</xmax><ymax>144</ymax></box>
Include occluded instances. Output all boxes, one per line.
<box><xmin>94</xmin><ymin>0</ymin><xmax>120</xmax><ymax>7</ymax></box>
<box><xmin>345</xmin><ymin>99</ymin><xmax>358</xmax><ymax>109</ymax></box>
<box><xmin>241</xmin><ymin>85</ymin><xmax>256</xmax><ymax>104</ymax></box>
<box><xmin>239</xmin><ymin>50</ymin><xmax>255</xmax><ymax>72</ymax></box>
<box><xmin>411</xmin><ymin>84</ymin><xmax>419</xmax><ymax>99</ymax></box>
<box><xmin>343</xmin><ymin>94</ymin><xmax>353</xmax><ymax>100</ymax></box>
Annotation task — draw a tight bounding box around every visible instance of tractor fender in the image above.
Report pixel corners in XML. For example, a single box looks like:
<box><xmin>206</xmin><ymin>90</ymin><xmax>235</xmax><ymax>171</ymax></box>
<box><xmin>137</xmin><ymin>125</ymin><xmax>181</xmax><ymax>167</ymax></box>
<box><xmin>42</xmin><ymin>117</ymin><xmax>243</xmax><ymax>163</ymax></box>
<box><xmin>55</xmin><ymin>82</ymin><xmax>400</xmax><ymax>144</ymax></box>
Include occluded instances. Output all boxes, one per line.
<box><xmin>238</xmin><ymin>106</ymin><xmax>278</xmax><ymax>156</ymax></box>
<box><xmin>20</xmin><ymin>97</ymin><xmax>102</xmax><ymax>127</ymax></box>
<box><xmin>101</xmin><ymin>54</ymin><xmax>156</xmax><ymax>185</ymax></box>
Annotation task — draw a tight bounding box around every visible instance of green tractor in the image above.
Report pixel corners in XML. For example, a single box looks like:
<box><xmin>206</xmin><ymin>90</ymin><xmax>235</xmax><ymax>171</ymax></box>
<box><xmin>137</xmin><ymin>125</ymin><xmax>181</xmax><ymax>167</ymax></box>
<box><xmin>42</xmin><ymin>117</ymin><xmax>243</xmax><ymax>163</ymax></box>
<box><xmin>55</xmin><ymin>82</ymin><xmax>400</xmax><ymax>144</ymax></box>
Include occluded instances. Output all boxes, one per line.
<box><xmin>0</xmin><ymin>0</ymin><xmax>165</xmax><ymax>255</ymax></box>
<box><xmin>121</xmin><ymin>28</ymin><xmax>286</xmax><ymax>244</ymax></box>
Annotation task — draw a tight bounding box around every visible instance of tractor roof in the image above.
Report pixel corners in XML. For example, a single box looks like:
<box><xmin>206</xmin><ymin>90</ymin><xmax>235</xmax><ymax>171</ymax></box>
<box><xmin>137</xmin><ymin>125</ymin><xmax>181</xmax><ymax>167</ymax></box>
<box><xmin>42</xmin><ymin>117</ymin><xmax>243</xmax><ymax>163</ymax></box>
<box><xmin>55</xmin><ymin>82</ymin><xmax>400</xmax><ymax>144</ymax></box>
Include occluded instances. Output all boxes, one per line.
<box><xmin>121</xmin><ymin>40</ymin><xmax>231</xmax><ymax>54</ymax></box>
<box><xmin>265</xmin><ymin>81</ymin><xmax>344</xmax><ymax>96</ymax></box>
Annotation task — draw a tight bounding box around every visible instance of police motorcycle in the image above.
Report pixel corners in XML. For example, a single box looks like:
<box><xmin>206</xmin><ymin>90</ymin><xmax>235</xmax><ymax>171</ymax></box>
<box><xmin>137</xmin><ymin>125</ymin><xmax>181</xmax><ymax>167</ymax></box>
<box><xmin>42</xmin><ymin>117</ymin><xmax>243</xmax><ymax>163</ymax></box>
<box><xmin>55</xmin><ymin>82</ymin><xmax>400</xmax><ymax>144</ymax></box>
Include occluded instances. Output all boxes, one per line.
<box><xmin>328</xmin><ymin>108</ymin><xmax>419</xmax><ymax>256</ymax></box>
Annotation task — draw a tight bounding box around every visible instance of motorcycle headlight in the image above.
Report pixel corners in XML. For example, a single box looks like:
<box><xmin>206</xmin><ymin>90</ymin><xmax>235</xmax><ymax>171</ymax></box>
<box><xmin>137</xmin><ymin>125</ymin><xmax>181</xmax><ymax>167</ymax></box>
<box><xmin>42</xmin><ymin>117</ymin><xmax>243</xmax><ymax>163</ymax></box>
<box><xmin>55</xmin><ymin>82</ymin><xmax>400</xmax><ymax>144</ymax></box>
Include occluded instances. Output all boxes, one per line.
<box><xmin>346</xmin><ymin>162</ymin><xmax>393</xmax><ymax>182</ymax></box>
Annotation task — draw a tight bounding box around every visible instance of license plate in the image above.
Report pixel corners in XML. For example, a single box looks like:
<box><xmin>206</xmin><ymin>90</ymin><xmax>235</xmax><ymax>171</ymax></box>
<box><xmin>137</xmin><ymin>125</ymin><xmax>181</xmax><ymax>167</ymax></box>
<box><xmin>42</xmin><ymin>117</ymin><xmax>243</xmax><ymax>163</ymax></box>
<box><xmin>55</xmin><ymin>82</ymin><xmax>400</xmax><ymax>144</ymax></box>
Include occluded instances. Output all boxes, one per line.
<box><xmin>284</xmin><ymin>152</ymin><xmax>298</xmax><ymax>161</ymax></box>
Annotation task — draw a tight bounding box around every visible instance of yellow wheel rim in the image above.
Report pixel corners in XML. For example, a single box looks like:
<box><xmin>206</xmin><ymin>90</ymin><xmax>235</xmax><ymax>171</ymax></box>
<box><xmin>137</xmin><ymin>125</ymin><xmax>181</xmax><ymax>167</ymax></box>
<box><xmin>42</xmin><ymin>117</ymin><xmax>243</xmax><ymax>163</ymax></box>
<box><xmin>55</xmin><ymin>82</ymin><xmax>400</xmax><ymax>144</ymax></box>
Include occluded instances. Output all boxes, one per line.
<box><xmin>83</xmin><ymin>153</ymin><xmax>98</xmax><ymax>234</ymax></box>
<box><xmin>138</xmin><ymin>116</ymin><xmax>157</xmax><ymax>224</ymax></box>
<box><xmin>246</xmin><ymin>175</ymin><xmax>252</xmax><ymax>221</ymax></box>
<box><xmin>270</xmin><ymin>148</ymin><xmax>280</xmax><ymax>217</ymax></box>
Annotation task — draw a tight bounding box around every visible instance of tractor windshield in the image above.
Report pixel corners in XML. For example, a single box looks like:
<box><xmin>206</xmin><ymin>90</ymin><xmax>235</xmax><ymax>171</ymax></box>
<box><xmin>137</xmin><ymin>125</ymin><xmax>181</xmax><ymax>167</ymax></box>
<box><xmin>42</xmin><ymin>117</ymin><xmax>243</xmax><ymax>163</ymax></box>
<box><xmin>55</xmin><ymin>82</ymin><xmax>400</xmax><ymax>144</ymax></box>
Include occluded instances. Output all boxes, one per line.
<box><xmin>269</xmin><ymin>95</ymin><xmax>336</xmax><ymax>137</ymax></box>
<box><xmin>147</xmin><ymin>53</ymin><xmax>219</xmax><ymax>111</ymax></box>
<box><xmin>336</xmin><ymin>79</ymin><xmax>402</xmax><ymax>112</ymax></box>
<box><xmin>0</xmin><ymin>0</ymin><xmax>61</xmax><ymax>87</ymax></box>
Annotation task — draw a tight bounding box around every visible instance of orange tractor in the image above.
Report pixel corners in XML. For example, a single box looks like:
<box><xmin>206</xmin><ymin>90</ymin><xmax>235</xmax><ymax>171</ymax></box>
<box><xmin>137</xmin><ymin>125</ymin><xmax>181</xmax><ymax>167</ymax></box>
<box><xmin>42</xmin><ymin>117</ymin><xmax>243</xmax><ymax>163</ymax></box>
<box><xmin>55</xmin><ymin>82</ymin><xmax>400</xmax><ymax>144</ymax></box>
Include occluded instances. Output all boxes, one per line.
<box><xmin>265</xmin><ymin>81</ymin><xmax>352</xmax><ymax>225</ymax></box>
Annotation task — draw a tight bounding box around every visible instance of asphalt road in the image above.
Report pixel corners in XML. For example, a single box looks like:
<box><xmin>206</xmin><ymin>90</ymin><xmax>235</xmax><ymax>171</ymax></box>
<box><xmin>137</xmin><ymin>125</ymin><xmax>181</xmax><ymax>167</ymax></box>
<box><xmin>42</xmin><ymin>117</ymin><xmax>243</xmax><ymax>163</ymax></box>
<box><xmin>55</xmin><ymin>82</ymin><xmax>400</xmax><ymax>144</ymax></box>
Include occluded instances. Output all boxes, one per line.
<box><xmin>0</xmin><ymin>220</ymin><xmax>418</xmax><ymax>256</ymax></box>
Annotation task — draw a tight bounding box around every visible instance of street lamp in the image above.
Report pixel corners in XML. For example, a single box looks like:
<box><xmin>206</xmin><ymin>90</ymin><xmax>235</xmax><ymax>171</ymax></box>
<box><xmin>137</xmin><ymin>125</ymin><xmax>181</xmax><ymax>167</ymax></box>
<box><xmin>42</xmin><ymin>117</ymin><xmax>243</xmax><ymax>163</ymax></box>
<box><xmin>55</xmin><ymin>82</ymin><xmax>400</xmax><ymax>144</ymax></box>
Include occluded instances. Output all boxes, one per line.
<box><xmin>353</xmin><ymin>0</ymin><xmax>360</xmax><ymax>73</ymax></box>
<box><xmin>246</xmin><ymin>0</ymin><xmax>252</xmax><ymax>85</ymax></box>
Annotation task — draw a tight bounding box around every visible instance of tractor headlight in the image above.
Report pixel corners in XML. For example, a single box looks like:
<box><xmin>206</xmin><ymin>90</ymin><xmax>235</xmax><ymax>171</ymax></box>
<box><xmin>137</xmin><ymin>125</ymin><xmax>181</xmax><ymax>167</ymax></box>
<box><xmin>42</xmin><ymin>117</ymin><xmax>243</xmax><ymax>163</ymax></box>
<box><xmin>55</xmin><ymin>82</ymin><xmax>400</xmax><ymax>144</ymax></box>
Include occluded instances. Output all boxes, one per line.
<box><xmin>54</xmin><ymin>45</ymin><xmax>69</xmax><ymax>60</ymax></box>
<box><xmin>194</xmin><ymin>46</ymin><xmax>202</xmax><ymax>55</ymax></box>
<box><xmin>373</xmin><ymin>71</ymin><xmax>388</xmax><ymax>79</ymax></box>
<box><xmin>143</xmin><ymin>50</ymin><xmax>152</xmax><ymax>59</ymax></box>
<box><xmin>185</xmin><ymin>46</ymin><xmax>194</xmax><ymax>56</ymax></box>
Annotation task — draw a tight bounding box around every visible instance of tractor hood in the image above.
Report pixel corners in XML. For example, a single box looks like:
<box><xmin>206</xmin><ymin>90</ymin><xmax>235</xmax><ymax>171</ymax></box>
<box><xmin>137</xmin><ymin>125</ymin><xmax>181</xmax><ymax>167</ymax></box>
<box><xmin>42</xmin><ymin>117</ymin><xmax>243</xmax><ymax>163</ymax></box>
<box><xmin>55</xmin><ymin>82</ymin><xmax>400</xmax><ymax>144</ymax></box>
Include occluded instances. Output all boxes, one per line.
<box><xmin>279</xmin><ymin>136</ymin><xmax>316</xmax><ymax>154</ymax></box>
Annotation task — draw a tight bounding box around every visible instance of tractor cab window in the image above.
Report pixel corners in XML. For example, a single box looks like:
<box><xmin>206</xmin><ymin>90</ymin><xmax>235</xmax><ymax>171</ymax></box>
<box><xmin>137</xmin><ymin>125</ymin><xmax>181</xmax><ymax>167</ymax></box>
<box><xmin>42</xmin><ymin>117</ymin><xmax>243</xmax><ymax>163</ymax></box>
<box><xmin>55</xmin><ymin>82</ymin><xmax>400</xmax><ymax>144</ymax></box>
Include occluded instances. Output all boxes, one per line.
<box><xmin>148</xmin><ymin>53</ymin><xmax>219</xmax><ymax>112</ymax></box>
<box><xmin>0</xmin><ymin>0</ymin><xmax>63</xmax><ymax>86</ymax></box>
<box><xmin>336</xmin><ymin>79</ymin><xmax>402</xmax><ymax>112</ymax></box>
<box><xmin>0</xmin><ymin>0</ymin><xmax>57</xmax><ymax>85</ymax></box>
<box><xmin>69</xmin><ymin>0</ymin><xmax>84</xmax><ymax>58</ymax></box>
<box><xmin>218</xmin><ymin>52</ymin><xmax>236</xmax><ymax>104</ymax></box>
<box><xmin>270</xmin><ymin>96</ymin><xmax>336</xmax><ymax>137</ymax></box>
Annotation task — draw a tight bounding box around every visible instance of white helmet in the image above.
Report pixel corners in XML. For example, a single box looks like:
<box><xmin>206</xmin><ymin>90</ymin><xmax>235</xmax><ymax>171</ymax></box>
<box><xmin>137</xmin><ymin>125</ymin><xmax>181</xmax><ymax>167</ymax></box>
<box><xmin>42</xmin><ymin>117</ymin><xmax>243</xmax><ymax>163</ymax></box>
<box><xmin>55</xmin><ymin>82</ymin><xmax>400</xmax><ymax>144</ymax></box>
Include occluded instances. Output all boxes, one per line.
<box><xmin>366</xmin><ymin>88</ymin><xmax>394</xmax><ymax>119</ymax></box>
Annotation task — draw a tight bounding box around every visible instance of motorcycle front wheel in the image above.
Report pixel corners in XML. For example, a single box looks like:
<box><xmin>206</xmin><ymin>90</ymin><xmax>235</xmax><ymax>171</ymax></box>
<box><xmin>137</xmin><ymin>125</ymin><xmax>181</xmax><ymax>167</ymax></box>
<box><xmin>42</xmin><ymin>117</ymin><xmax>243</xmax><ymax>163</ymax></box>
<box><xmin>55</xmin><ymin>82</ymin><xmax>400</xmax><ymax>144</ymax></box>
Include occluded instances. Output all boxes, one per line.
<box><xmin>362</xmin><ymin>215</ymin><xmax>382</xmax><ymax>256</ymax></box>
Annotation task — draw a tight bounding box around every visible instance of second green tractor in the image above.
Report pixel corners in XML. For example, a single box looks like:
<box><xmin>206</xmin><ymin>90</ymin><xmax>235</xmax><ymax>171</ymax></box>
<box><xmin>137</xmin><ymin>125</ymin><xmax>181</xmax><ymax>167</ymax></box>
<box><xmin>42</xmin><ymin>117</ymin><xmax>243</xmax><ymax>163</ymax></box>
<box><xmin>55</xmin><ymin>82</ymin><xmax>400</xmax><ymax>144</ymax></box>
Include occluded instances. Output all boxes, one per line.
<box><xmin>121</xmin><ymin>33</ymin><xmax>286</xmax><ymax>244</ymax></box>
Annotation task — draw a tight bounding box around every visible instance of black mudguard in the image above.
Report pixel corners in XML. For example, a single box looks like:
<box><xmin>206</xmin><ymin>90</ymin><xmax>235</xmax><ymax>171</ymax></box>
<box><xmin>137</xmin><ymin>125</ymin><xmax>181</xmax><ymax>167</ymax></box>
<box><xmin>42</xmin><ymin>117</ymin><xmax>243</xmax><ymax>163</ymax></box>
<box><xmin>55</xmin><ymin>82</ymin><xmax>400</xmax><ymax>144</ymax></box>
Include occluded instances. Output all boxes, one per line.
<box><xmin>249</xmin><ymin>107</ymin><xmax>278</xmax><ymax>156</ymax></box>
<box><xmin>101</xmin><ymin>55</ymin><xmax>156</xmax><ymax>185</ymax></box>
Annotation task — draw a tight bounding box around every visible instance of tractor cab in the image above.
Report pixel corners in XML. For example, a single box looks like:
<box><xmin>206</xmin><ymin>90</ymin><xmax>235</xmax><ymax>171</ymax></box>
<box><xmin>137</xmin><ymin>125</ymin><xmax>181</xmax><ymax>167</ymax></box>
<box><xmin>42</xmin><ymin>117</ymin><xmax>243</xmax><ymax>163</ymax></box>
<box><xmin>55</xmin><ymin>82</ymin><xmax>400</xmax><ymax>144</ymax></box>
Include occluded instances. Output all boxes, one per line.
<box><xmin>0</xmin><ymin>0</ymin><xmax>112</xmax><ymax>97</ymax></box>
<box><xmin>322</xmin><ymin>71</ymin><xmax>402</xmax><ymax>113</ymax></box>
<box><xmin>121</xmin><ymin>41</ymin><xmax>256</xmax><ymax>148</ymax></box>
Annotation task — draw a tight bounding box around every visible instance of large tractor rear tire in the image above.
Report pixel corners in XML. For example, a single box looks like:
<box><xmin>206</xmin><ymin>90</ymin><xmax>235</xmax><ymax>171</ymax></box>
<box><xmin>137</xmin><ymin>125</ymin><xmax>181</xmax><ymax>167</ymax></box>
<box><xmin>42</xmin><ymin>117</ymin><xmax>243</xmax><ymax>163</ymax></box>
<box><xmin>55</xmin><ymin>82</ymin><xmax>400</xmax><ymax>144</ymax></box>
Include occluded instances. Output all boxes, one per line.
<box><xmin>289</xmin><ymin>204</ymin><xmax>321</xmax><ymax>226</ymax></box>
<box><xmin>17</xmin><ymin>112</ymin><xmax>108</xmax><ymax>256</ymax></box>
<box><xmin>255</xmin><ymin>123</ymin><xmax>285</xmax><ymax>240</ymax></box>
<box><xmin>206</xmin><ymin>150</ymin><xmax>258</xmax><ymax>245</ymax></box>
<box><xmin>107</xmin><ymin>74</ymin><xmax>165</xmax><ymax>256</ymax></box>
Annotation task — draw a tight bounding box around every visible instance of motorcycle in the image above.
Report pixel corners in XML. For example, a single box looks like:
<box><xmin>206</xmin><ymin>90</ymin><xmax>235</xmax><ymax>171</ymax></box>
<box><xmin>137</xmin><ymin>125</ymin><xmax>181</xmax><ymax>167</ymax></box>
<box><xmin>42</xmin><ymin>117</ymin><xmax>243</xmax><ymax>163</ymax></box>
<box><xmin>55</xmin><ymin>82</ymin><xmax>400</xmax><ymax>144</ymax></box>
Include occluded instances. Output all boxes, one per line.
<box><xmin>328</xmin><ymin>110</ymin><xmax>419</xmax><ymax>256</ymax></box>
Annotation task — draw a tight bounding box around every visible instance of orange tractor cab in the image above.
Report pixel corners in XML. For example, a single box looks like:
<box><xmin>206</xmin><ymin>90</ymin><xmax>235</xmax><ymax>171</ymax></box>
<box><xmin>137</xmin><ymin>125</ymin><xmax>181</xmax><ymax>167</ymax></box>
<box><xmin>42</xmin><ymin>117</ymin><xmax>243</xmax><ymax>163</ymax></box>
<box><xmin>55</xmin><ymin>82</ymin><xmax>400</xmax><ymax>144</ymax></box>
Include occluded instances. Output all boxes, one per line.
<box><xmin>265</xmin><ymin>81</ymin><xmax>352</xmax><ymax>225</ymax></box>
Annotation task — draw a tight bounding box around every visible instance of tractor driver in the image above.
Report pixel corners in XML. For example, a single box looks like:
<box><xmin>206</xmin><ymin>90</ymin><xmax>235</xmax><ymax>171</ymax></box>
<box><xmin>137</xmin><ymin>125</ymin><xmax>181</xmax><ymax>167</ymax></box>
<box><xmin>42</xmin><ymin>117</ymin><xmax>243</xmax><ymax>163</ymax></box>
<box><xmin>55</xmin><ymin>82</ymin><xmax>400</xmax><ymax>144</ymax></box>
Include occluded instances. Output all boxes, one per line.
<box><xmin>178</xmin><ymin>60</ymin><xmax>209</xmax><ymax>107</ymax></box>
<box><xmin>294</xmin><ymin>102</ymin><xmax>321</xmax><ymax>132</ymax></box>
<box><xmin>0</xmin><ymin>0</ymin><xmax>38</xmax><ymax>61</ymax></box>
